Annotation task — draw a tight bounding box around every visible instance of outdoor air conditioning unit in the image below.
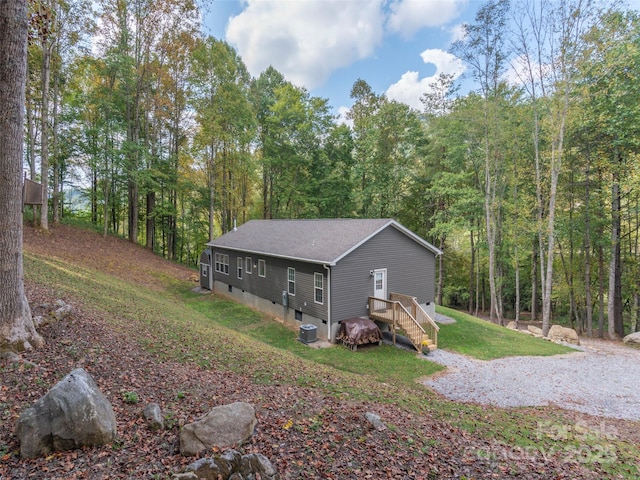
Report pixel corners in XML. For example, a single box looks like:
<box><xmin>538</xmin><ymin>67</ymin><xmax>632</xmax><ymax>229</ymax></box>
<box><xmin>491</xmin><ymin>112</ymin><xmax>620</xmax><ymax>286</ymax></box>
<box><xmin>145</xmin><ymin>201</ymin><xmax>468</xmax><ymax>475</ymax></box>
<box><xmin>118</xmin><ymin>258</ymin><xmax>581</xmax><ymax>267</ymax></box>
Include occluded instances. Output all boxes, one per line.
<box><xmin>299</xmin><ymin>324</ymin><xmax>318</xmax><ymax>344</ymax></box>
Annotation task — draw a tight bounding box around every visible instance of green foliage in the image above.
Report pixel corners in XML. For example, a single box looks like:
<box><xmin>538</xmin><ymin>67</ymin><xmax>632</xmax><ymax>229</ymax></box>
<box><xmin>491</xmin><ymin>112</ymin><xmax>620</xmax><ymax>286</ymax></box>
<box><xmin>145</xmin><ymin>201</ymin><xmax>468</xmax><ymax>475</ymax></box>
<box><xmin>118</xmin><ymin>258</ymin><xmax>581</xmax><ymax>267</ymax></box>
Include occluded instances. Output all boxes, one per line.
<box><xmin>122</xmin><ymin>391</ymin><xmax>139</xmax><ymax>404</ymax></box>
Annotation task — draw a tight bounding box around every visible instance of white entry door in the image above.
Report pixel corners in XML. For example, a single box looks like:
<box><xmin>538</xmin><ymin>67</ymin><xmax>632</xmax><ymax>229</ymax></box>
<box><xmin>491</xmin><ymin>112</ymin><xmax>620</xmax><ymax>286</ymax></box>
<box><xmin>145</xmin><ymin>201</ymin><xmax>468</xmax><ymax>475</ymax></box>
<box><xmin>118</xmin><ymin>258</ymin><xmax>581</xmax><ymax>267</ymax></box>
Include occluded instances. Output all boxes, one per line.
<box><xmin>373</xmin><ymin>268</ymin><xmax>387</xmax><ymax>299</ymax></box>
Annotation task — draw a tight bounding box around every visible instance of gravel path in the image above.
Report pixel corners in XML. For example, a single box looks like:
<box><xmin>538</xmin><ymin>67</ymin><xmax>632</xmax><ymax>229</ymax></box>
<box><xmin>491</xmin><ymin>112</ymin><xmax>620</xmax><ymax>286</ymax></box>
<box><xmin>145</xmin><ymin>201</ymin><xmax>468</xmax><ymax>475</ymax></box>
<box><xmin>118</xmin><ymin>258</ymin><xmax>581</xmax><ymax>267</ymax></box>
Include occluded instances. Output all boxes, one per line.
<box><xmin>423</xmin><ymin>337</ymin><xmax>640</xmax><ymax>420</ymax></box>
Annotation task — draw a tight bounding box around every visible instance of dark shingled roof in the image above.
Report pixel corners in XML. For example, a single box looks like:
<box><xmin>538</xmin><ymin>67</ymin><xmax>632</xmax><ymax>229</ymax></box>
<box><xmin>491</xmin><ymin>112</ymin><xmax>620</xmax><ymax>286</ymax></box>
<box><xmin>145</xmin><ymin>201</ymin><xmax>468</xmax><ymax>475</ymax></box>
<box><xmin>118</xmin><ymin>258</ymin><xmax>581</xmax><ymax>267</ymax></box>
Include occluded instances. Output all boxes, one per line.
<box><xmin>207</xmin><ymin>218</ymin><xmax>441</xmax><ymax>265</ymax></box>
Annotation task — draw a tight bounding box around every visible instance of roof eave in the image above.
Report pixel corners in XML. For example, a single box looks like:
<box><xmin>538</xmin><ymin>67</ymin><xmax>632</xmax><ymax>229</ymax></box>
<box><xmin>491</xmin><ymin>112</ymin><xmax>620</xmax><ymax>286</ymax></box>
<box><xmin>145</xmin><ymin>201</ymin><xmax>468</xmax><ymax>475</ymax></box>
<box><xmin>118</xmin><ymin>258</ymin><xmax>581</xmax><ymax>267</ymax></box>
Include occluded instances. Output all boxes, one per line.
<box><xmin>206</xmin><ymin>242</ymin><xmax>337</xmax><ymax>266</ymax></box>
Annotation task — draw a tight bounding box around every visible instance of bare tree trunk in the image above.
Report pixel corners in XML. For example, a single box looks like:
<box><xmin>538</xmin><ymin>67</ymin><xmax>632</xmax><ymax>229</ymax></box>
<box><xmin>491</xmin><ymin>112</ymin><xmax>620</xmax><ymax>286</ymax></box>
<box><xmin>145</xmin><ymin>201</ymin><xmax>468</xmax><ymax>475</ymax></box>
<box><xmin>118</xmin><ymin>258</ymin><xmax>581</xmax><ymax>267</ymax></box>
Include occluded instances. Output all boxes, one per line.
<box><xmin>607</xmin><ymin>173</ymin><xmax>622</xmax><ymax>340</ymax></box>
<box><xmin>51</xmin><ymin>55</ymin><xmax>61</xmax><ymax>224</ymax></box>
<box><xmin>146</xmin><ymin>191</ymin><xmax>155</xmax><ymax>250</ymax></box>
<box><xmin>39</xmin><ymin>36</ymin><xmax>52</xmax><ymax>230</ymax></box>
<box><xmin>598</xmin><ymin>242</ymin><xmax>605</xmax><ymax>338</ymax></box>
<box><xmin>531</xmin><ymin>238</ymin><xmax>538</xmax><ymax>320</ymax></box>
<box><xmin>584</xmin><ymin>160</ymin><xmax>593</xmax><ymax>336</ymax></box>
<box><xmin>436</xmin><ymin>235</ymin><xmax>444</xmax><ymax>305</ymax></box>
<box><xmin>0</xmin><ymin>0</ymin><xmax>44</xmax><ymax>351</ymax></box>
<box><xmin>208</xmin><ymin>145</ymin><xmax>215</xmax><ymax>242</ymax></box>
<box><xmin>515</xmin><ymin>245</ymin><xmax>520</xmax><ymax>328</ymax></box>
<box><xmin>468</xmin><ymin>228</ymin><xmax>475</xmax><ymax>314</ymax></box>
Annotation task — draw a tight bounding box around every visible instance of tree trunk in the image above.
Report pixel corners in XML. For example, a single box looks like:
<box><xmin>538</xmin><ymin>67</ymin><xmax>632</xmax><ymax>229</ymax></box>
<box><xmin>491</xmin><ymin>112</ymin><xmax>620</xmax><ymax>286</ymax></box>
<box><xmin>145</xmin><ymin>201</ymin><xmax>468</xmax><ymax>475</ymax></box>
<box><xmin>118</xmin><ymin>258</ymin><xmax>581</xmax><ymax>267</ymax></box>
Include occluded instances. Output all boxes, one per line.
<box><xmin>208</xmin><ymin>145</ymin><xmax>215</xmax><ymax>242</ymax></box>
<box><xmin>51</xmin><ymin>56</ymin><xmax>61</xmax><ymax>224</ymax></box>
<box><xmin>608</xmin><ymin>173</ymin><xmax>622</xmax><ymax>339</ymax></box>
<box><xmin>531</xmin><ymin>238</ymin><xmax>538</xmax><ymax>321</ymax></box>
<box><xmin>598</xmin><ymin>242</ymin><xmax>605</xmax><ymax>338</ymax></box>
<box><xmin>0</xmin><ymin>0</ymin><xmax>44</xmax><ymax>351</ymax></box>
<box><xmin>39</xmin><ymin>37</ymin><xmax>52</xmax><ymax>230</ymax></box>
<box><xmin>514</xmin><ymin>245</ymin><xmax>520</xmax><ymax>328</ymax></box>
<box><xmin>468</xmin><ymin>228</ymin><xmax>475</xmax><ymax>314</ymax></box>
<box><xmin>146</xmin><ymin>191</ymin><xmax>155</xmax><ymax>251</ymax></box>
<box><xmin>584</xmin><ymin>161</ymin><xmax>593</xmax><ymax>336</ymax></box>
<box><xmin>436</xmin><ymin>235</ymin><xmax>444</xmax><ymax>305</ymax></box>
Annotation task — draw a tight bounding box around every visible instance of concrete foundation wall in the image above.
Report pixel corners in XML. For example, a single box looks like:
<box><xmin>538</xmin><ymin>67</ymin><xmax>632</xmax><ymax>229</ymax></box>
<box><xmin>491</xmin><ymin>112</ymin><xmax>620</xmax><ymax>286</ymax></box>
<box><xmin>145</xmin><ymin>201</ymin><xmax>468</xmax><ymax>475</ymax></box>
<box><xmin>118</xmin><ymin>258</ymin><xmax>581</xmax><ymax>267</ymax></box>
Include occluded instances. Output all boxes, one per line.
<box><xmin>214</xmin><ymin>280</ymin><xmax>332</xmax><ymax>341</ymax></box>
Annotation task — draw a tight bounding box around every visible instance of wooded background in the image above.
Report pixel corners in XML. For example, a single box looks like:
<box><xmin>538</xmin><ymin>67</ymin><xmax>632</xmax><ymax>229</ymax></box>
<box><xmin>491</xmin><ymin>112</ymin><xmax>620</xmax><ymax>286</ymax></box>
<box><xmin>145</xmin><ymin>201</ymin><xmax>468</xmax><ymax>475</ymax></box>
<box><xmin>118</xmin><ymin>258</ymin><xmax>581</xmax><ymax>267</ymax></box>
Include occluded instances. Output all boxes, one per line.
<box><xmin>25</xmin><ymin>0</ymin><xmax>640</xmax><ymax>338</ymax></box>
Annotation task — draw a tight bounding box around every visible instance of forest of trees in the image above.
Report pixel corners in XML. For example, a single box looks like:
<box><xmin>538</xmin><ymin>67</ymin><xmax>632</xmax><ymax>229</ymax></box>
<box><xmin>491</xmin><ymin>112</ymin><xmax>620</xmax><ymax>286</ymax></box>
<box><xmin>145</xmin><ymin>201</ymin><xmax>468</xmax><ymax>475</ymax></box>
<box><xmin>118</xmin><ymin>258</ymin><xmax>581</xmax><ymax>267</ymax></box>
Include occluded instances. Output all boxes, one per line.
<box><xmin>25</xmin><ymin>0</ymin><xmax>640</xmax><ymax>338</ymax></box>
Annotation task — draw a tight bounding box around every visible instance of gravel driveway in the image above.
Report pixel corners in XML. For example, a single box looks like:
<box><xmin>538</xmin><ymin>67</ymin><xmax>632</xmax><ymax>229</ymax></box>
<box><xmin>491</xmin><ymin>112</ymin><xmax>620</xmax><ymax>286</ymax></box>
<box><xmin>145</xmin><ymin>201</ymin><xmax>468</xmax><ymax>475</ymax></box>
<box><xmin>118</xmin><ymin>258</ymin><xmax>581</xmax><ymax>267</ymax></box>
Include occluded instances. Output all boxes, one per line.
<box><xmin>423</xmin><ymin>337</ymin><xmax>640</xmax><ymax>420</ymax></box>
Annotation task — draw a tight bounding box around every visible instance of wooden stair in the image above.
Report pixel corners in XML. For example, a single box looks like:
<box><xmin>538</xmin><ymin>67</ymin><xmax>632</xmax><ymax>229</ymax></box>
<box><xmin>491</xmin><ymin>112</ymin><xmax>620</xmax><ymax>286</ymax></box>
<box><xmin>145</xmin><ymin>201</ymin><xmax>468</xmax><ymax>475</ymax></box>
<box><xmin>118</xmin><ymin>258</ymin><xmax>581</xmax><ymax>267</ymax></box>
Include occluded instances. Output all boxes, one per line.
<box><xmin>368</xmin><ymin>294</ymin><xmax>439</xmax><ymax>352</ymax></box>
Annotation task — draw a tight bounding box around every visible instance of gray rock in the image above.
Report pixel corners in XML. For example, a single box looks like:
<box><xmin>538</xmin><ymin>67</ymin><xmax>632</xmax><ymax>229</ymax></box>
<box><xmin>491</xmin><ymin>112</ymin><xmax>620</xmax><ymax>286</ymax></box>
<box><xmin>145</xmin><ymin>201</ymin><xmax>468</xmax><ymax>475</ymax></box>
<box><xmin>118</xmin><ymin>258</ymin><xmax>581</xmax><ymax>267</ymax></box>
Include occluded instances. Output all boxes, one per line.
<box><xmin>172</xmin><ymin>473</ymin><xmax>198</xmax><ymax>480</ymax></box>
<box><xmin>143</xmin><ymin>403</ymin><xmax>164</xmax><ymax>430</ymax></box>
<box><xmin>53</xmin><ymin>302</ymin><xmax>73</xmax><ymax>321</ymax></box>
<box><xmin>623</xmin><ymin>332</ymin><xmax>640</xmax><ymax>345</ymax></box>
<box><xmin>527</xmin><ymin>325</ymin><xmax>544</xmax><ymax>337</ymax></box>
<box><xmin>548</xmin><ymin>325</ymin><xmax>580</xmax><ymax>345</ymax></box>
<box><xmin>16</xmin><ymin>368</ymin><xmax>116</xmax><ymax>458</ymax></box>
<box><xmin>185</xmin><ymin>457</ymin><xmax>222</xmax><ymax>479</ymax></box>
<box><xmin>180</xmin><ymin>402</ymin><xmax>257</xmax><ymax>456</ymax></box>
<box><xmin>240</xmin><ymin>453</ymin><xmax>278</xmax><ymax>478</ymax></box>
<box><xmin>364</xmin><ymin>411</ymin><xmax>387</xmax><ymax>431</ymax></box>
<box><xmin>184</xmin><ymin>450</ymin><xmax>279</xmax><ymax>480</ymax></box>
<box><xmin>1</xmin><ymin>351</ymin><xmax>21</xmax><ymax>364</ymax></box>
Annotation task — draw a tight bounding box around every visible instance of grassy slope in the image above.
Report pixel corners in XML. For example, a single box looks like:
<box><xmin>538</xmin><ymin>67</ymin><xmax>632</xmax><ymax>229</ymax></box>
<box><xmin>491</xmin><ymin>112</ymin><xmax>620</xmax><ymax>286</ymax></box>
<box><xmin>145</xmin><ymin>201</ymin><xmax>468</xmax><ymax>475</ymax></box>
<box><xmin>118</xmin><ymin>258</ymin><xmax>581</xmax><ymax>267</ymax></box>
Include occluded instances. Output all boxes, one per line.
<box><xmin>22</xmin><ymin>246</ymin><xmax>640</xmax><ymax>478</ymax></box>
<box><xmin>436</xmin><ymin>306</ymin><xmax>576</xmax><ymax>359</ymax></box>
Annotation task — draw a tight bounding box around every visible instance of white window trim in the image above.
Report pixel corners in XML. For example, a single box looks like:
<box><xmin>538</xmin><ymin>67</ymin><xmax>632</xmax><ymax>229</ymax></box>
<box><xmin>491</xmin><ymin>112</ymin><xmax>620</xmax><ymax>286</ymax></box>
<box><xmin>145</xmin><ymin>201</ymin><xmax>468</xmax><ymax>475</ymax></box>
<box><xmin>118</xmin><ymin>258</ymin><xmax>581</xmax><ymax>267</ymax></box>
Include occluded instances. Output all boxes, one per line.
<box><xmin>237</xmin><ymin>257</ymin><xmax>243</xmax><ymax>279</ymax></box>
<box><xmin>314</xmin><ymin>272</ymin><xmax>324</xmax><ymax>305</ymax></box>
<box><xmin>258</xmin><ymin>259</ymin><xmax>266</xmax><ymax>278</ymax></box>
<box><xmin>214</xmin><ymin>253</ymin><xmax>229</xmax><ymax>274</ymax></box>
<box><xmin>246</xmin><ymin>256</ymin><xmax>252</xmax><ymax>274</ymax></box>
<box><xmin>288</xmin><ymin>267</ymin><xmax>296</xmax><ymax>296</ymax></box>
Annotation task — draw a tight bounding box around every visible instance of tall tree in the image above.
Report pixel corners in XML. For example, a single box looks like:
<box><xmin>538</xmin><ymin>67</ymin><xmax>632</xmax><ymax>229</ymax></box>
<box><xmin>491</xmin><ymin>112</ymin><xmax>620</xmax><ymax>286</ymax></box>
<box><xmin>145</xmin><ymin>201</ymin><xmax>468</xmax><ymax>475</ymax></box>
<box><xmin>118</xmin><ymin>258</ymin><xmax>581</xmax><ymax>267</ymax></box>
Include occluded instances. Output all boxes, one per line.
<box><xmin>578</xmin><ymin>9</ymin><xmax>640</xmax><ymax>338</ymax></box>
<box><xmin>0</xmin><ymin>0</ymin><xmax>44</xmax><ymax>351</ymax></box>
<box><xmin>451</xmin><ymin>0</ymin><xmax>510</xmax><ymax>324</ymax></box>
<box><xmin>511</xmin><ymin>0</ymin><xmax>600</xmax><ymax>335</ymax></box>
<box><xmin>251</xmin><ymin>66</ymin><xmax>285</xmax><ymax>220</ymax></box>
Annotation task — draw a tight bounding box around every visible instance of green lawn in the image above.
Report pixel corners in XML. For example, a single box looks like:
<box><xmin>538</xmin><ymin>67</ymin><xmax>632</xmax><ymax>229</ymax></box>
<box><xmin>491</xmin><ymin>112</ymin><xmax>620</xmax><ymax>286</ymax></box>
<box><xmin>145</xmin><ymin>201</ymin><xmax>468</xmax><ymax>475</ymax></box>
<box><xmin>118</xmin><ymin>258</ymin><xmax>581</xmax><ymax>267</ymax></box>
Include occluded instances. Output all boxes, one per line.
<box><xmin>435</xmin><ymin>306</ymin><xmax>577</xmax><ymax>359</ymax></box>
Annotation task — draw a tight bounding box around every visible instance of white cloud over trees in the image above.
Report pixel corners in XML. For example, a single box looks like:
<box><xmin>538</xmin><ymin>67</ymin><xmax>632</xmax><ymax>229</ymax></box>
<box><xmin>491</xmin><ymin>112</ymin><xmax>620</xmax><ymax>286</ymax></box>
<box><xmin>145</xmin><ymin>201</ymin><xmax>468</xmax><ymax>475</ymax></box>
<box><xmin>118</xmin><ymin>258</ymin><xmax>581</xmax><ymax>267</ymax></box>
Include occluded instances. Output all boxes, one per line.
<box><xmin>225</xmin><ymin>0</ymin><xmax>467</xmax><ymax>108</ymax></box>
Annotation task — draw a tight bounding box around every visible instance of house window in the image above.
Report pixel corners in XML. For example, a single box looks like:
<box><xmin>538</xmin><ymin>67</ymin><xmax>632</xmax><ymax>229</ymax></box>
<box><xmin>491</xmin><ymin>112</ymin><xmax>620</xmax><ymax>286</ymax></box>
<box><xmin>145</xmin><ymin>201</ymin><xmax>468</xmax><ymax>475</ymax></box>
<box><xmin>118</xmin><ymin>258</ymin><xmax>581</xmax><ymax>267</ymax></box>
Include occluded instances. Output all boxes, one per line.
<box><xmin>214</xmin><ymin>253</ymin><xmax>229</xmax><ymax>274</ymax></box>
<box><xmin>375</xmin><ymin>271</ymin><xmax>384</xmax><ymax>290</ymax></box>
<box><xmin>237</xmin><ymin>257</ymin><xmax>243</xmax><ymax>279</ymax></box>
<box><xmin>202</xmin><ymin>264</ymin><xmax>208</xmax><ymax>278</ymax></box>
<box><xmin>246</xmin><ymin>256</ymin><xmax>252</xmax><ymax>274</ymax></box>
<box><xmin>258</xmin><ymin>259</ymin><xmax>266</xmax><ymax>277</ymax></box>
<box><xmin>314</xmin><ymin>273</ymin><xmax>323</xmax><ymax>304</ymax></box>
<box><xmin>288</xmin><ymin>267</ymin><xmax>295</xmax><ymax>296</ymax></box>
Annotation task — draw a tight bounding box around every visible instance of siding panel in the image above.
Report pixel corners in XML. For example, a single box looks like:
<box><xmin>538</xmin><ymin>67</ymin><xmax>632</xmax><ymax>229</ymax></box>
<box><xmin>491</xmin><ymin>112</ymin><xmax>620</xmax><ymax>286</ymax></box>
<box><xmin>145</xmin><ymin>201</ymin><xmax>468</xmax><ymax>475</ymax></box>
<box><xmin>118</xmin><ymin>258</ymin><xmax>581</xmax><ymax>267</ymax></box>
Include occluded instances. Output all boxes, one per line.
<box><xmin>211</xmin><ymin>248</ymin><xmax>328</xmax><ymax>321</ymax></box>
<box><xmin>331</xmin><ymin>225</ymin><xmax>436</xmax><ymax>322</ymax></box>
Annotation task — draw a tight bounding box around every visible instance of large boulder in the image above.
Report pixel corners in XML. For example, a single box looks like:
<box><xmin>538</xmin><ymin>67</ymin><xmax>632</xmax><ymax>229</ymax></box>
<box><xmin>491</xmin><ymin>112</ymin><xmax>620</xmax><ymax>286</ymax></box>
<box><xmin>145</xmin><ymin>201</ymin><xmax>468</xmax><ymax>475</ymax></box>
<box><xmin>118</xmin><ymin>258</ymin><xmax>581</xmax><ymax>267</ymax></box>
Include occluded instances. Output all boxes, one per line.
<box><xmin>527</xmin><ymin>325</ymin><xmax>544</xmax><ymax>337</ymax></box>
<box><xmin>16</xmin><ymin>368</ymin><xmax>116</xmax><ymax>458</ymax></box>
<box><xmin>180</xmin><ymin>402</ymin><xmax>257</xmax><ymax>456</ymax></box>
<box><xmin>548</xmin><ymin>325</ymin><xmax>580</xmax><ymax>345</ymax></box>
<box><xmin>623</xmin><ymin>332</ymin><xmax>640</xmax><ymax>345</ymax></box>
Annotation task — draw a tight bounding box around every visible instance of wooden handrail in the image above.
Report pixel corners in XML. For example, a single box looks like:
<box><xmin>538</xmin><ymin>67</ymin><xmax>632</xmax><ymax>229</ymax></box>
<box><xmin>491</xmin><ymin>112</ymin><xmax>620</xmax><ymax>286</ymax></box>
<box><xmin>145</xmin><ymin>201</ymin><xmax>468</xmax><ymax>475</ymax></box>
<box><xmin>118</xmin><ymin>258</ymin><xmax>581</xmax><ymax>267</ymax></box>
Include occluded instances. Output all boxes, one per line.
<box><xmin>368</xmin><ymin>296</ymin><xmax>434</xmax><ymax>352</ymax></box>
<box><xmin>389</xmin><ymin>293</ymin><xmax>439</xmax><ymax>350</ymax></box>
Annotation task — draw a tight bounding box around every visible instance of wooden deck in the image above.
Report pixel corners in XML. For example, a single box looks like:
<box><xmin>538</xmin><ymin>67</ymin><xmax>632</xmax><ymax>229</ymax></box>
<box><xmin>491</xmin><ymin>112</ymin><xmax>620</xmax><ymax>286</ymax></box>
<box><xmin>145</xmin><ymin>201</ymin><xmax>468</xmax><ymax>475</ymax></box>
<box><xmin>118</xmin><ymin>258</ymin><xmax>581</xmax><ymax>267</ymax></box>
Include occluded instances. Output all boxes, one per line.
<box><xmin>368</xmin><ymin>293</ymin><xmax>439</xmax><ymax>352</ymax></box>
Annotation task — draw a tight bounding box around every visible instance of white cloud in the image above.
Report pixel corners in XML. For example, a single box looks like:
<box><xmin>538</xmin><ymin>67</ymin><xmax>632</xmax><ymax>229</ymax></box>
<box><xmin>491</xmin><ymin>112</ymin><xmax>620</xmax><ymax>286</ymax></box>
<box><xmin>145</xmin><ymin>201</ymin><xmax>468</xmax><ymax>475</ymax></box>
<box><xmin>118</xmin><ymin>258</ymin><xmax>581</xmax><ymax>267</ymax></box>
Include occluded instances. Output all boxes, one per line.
<box><xmin>385</xmin><ymin>49</ymin><xmax>464</xmax><ymax>110</ymax></box>
<box><xmin>449</xmin><ymin>22</ymin><xmax>467</xmax><ymax>43</ymax></box>
<box><xmin>226</xmin><ymin>0</ymin><xmax>385</xmax><ymax>90</ymax></box>
<box><xmin>387</xmin><ymin>0</ymin><xmax>467</xmax><ymax>38</ymax></box>
<box><xmin>336</xmin><ymin>106</ymin><xmax>353</xmax><ymax>127</ymax></box>
<box><xmin>506</xmin><ymin>53</ymin><xmax>553</xmax><ymax>91</ymax></box>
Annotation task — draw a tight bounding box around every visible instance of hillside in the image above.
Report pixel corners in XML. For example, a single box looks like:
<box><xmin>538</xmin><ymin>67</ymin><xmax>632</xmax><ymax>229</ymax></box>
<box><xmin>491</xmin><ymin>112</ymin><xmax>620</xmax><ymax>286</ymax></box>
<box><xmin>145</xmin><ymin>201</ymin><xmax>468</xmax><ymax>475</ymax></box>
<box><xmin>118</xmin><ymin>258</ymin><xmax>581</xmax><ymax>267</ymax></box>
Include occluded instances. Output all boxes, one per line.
<box><xmin>0</xmin><ymin>223</ymin><xmax>635</xmax><ymax>479</ymax></box>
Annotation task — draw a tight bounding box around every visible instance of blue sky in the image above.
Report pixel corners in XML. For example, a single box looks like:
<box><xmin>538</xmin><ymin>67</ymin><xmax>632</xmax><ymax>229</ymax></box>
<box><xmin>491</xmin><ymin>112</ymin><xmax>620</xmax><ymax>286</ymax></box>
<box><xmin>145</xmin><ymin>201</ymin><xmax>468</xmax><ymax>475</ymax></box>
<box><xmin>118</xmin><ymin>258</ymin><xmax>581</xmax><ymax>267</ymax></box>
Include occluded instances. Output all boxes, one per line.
<box><xmin>202</xmin><ymin>0</ymin><xmax>639</xmax><ymax>118</ymax></box>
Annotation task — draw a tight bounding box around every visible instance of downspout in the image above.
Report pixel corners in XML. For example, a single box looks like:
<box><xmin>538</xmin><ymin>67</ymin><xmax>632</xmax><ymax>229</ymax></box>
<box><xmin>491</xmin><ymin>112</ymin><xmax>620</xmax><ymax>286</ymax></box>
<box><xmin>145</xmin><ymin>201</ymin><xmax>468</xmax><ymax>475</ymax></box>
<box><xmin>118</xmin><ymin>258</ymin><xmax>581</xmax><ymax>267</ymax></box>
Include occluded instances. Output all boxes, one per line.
<box><xmin>324</xmin><ymin>264</ymin><xmax>331</xmax><ymax>342</ymax></box>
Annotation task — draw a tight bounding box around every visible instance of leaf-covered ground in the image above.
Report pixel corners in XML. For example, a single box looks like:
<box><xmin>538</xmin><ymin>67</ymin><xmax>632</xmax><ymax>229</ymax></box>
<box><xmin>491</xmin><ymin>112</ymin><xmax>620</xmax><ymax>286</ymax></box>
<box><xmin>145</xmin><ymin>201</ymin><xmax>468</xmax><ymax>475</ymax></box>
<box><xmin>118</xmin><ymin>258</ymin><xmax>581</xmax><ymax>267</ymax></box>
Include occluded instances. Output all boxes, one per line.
<box><xmin>1</xmin><ymin>224</ymin><xmax>637</xmax><ymax>479</ymax></box>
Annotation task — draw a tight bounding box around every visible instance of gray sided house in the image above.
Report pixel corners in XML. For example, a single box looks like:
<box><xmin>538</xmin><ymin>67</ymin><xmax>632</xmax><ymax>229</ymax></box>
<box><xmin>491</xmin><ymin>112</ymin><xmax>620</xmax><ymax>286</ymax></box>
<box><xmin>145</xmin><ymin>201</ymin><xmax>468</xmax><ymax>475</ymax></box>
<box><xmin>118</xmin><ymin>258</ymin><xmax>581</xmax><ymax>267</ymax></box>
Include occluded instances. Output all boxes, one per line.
<box><xmin>204</xmin><ymin>218</ymin><xmax>442</xmax><ymax>345</ymax></box>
